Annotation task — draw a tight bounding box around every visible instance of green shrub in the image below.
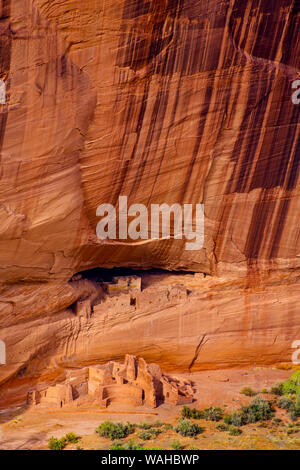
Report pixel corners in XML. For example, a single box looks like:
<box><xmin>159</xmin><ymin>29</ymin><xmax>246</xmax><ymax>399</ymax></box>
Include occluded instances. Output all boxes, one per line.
<box><xmin>175</xmin><ymin>418</ymin><xmax>204</xmax><ymax>437</ymax></box>
<box><xmin>109</xmin><ymin>442</ymin><xmax>125</xmax><ymax>450</ymax></box>
<box><xmin>225</xmin><ymin>396</ymin><xmax>273</xmax><ymax>427</ymax></box>
<box><xmin>137</xmin><ymin>422</ymin><xmax>152</xmax><ymax>430</ymax></box>
<box><xmin>182</xmin><ymin>405</ymin><xmax>223</xmax><ymax>422</ymax></box>
<box><xmin>223</xmin><ymin>415</ymin><xmax>232</xmax><ymax>425</ymax></box>
<box><xmin>246</xmin><ymin>396</ymin><xmax>273</xmax><ymax>422</ymax></box>
<box><xmin>240</xmin><ymin>387</ymin><xmax>256</xmax><ymax>397</ymax></box>
<box><xmin>171</xmin><ymin>440</ymin><xmax>185</xmax><ymax>450</ymax></box>
<box><xmin>181</xmin><ymin>406</ymin><xmax>202</xmax><ymax>419</ymax></box>
<box><xmin>126</xmin><ymin>440</ymin><xmax>144</xmax><ymax>450</ymax></box>
<box><xmin>48</xmin><ymin>436</ymin><xmax>67</xmax><ymax>451</ymax></box>
<box><xmin>65</xmin><ymin>432</ymin><xmax>80</xmax><ymax>444</ymax></box>
<box><xmin>277</xmin><ymin>396</ymin><xmax>294</xmax><ymax>410</ymax></box>
<box><xmin>202</xmin><ymin>407</ymin><xmax>224</xmax><ymax>422</ymax></box>
<box><xmin>282</xmin><ymin>370</ymin><xmax>300</xmax><ymax>396</ymax></box>
<box><xmin>228</xmin><ymin>426</ymin><xmax>242</xmax><ymax>436</ymax></box>
<box><xmin>261</xmin><ymin>388</ymin><xmax>269</xmax><ymax>394</ymax></box>
<box><xmin>139</xmin><ymin>431</ymin><xmax>152</xmax><ymax>441</ymax></box>
<box><xmin>96</xmin><ymin>421</ymin><xmax>135</xmax><ymax>440</ymax></box>
<box><xmin>139</xmin><ymin>428</ymin><xmax>162</xmax><ymax>440</ymax></box>
<box><xmin>109</xmin><ymin>440</ymin><xmax>144</xmax><ymax>450</ymax></box>
<box><xmin>271</xmin><ymin>382</ymin><xmax>284</xmax><ymax>396</ymax></box>
<box><xmin>228</xmin><ymin>411</ymin><xmax>246</xmax><ymax>427</ymax></box>
<box><xmin>289</xmin><ymin>395</ymin><xmax>300</xmax><ymax>421</ymax></box>
<box><xmin>162</xmin><ymin>423</ymin><xmax>173</xmax><ymax>431</ymax></box>
<box><xmin>150</xmin><ymin>428</ymin><xmax>162</xmax><ymax>437</ymax></box>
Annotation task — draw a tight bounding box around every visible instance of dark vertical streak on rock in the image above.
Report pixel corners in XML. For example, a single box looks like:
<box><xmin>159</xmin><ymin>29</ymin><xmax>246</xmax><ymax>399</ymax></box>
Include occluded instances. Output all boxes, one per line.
<box><xmin>270</xmin><ymin>198</ymin><xmax>290</xmax><ymax>259</ymax></box>
<box><xmin>244</xmin><ymin>192</ymin><xmax>276</xmax><ymax>260</ymax></box>
<box><xmin>180</xmin><ymin>85</ymin><xmax>213</xmax><ymax>201</ymax></box>
<box><xmin>281</xmin><ymin>0</ymin><xmax>300</xmax><ymax>70</ymax></box>
<box><xmin>217</xmin><ymin>0</ymin><xmax>300</xmax><ymax>263</ymax></box>
<box><xmin>0</xmin><ymin>0</ymin><xmax>12</xmax><ymax>155</ymax></box>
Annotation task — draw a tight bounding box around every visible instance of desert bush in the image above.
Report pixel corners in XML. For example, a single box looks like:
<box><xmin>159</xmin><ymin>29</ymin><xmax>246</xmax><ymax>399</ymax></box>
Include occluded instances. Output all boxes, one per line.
<box><xmin>175</xmin><ymin>418</ymin><xmax>204</xmax><ymax>437</ymax></box>
<box><xmin>139</xmin><ymin>427</ymin><xmax>162</xmax><ymax>440</ymax></box>
<box><xmin>240</xmin><ymin>386</ymin><xmax>256</xmax><ymax>397</ymax></box>
<box><xmin>109</xmin><ymin>442</ymin><xmax>125</xmax><ymax>450</ymax></box>
<box><xmin>48</xmin><ymin>436</ymin><xmax>67</xmax><ymax>451</ymax></box>
<box><xmin>162</xmin><ymin>423</ymin><xmax>173</xmax><ymax>431</ymax></box>
<box><xmin>109</xmin><ymin>439</ymin><xmax>144</xmax><ymax>450</ymax></box>
<box><xmin>224</xmin><ymin>396</ymin><xmax>273</xmax><ymax>427</ymax></box>
<box><xmin>228</xmin><ymin>426</ymin><xmax>242</xmax><ymax>436</ymax></box>
<box><xmin>202</xmin><ymin>407</ymin><xmax>224</xmax><ymax>422</ymax></box>
<box><xmin>182</xmin><ymin>405</ymin><xmax>223</xmax><ymax>422</ymax></box>
<box><xmin>137</xmin><ymin>422</ymin><xmax>152</xmax><ymax>430</ymax></box>
<box><xmin>96</xmin><ymin>421</ymin><xmax>135</xmax><ymax>440</ymax></box>
<box><xmin>126</xmin><ymin>440</ymin><xmax>145</xmax><ymax>450</ymax></box>
<box><xmin>181</xmin><ymin>406</ymin><xmax>202</xmax><ymax>419</ymax></box>
<box><xmin>228</xmin><ymin>411</ymin><xmax>246</xmax><ymax>427</ymax></box>
<box><xmin>65</xmin><ymin>432</ymin><xmax>80</xmax><ymax>444</ymax></box>
<box><xmin>277</xmin><ymin>396</ymin><xmax>294</xmax><ymax>410</ymax></box>
<box><xmin>150</xmin><ymin>428</ymin><xmax>162</xmax><ymax>437</ymax></box>
<box><xmin>289</xmin><ymin>395</ymin><xmax>300</xmax><ymax>421</ymax></box>
<box><xmin>282</xmin><ymin>370</ymin><xmax>300</xmax><ymax>396</ymax></box>
<box><xmin>139</xmin><ymin>430</ymin><xmax>152</xmax><ymax>441</ymax></box>
<box><xmin>245</xmin><ymin>396</ymin><xmax>273</xmax><ymax>422</ymax></box>
<box><xmin>271</xmin><ymin>382</ymin><xmax>284</xmax><ymax>396</ymax></box>
<box><xmin>171</xmin><ymin>440</ymin><xmax>185</xmax><ymax>450</ymax></box>
<box><xmin>223</xmin><ymin>415</ymin><xmax>232</xmax><ymax>425</ymax></box>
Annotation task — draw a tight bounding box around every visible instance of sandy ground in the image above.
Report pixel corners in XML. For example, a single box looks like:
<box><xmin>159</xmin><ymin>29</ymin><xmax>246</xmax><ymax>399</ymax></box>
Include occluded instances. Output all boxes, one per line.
<box><xmin>0</xmin><ymin>366</ymin><xmax>295</xmax><ymax>450</ymax></box>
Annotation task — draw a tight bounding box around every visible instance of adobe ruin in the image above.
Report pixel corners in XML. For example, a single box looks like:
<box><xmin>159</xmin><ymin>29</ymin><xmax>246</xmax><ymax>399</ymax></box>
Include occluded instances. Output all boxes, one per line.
<box><xmin>71</xmin><ymin>273</ymin><xmax>189</xmax><ymax>319</ymax></box>
<box><xmin>27</xmin><ymin>355</ymin><xmax>194</xmax><ymax>409</ymax></box>
<box><xmin>105</xmin><ymin>275</ymin><xmax>142</xmax><ymax>294</ymax></box>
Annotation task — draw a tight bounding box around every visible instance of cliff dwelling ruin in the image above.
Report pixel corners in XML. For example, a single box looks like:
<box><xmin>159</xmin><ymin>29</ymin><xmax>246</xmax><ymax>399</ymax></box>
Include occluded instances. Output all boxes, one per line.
<box><xmin>27</xmin><ymin>355</ymin><xmax>194</xmax><ymax>409</ymax></box>
<box><xmin>69</xmin><ymin>268</ymin><xmax>204</xmax><ymax>319</ymax></box>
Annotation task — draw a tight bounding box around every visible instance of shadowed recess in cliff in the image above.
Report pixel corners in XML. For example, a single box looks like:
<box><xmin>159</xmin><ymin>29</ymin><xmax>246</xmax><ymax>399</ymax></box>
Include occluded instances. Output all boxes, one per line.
<box><xmin>71</xmin><ymin>266</ymin><xmax>198</xmax><ymax>286</ymax></box>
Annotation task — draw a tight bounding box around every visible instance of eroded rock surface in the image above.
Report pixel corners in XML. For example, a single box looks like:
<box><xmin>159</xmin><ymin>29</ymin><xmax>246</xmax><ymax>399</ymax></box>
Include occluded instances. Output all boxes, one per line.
<box><xmin>0</xmin><ymin>1</ymin><xmax>299</xmax><ymax>403</ymax></box>
<box><xmin>0</xmin><ymin>0</ymin><xmax>299</xmax><ymax>279</ymax></box>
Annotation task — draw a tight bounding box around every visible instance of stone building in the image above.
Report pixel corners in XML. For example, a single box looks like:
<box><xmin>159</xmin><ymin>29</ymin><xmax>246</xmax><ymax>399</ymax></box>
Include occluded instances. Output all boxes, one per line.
<box><xmin>105</xmin><ymin>275</ymin><xmax>141</xmax><ymax>294</ymax></box>
<box><xmin>27</xmin><ymin>355</ymin><xmax>194</xmax><ymax>409</ymax></box>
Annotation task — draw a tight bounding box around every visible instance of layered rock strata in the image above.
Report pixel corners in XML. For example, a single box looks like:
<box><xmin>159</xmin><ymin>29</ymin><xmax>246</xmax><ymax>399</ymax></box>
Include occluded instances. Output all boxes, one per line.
<box><xmin>0</xmin><ymin>1</ymin><xmax>299</xmax><ymax>404</ymax></box>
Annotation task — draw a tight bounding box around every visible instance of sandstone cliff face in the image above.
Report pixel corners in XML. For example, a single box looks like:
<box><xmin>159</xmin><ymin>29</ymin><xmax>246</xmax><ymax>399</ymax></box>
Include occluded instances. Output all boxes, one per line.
<box><xmin>1</xmin><ymin>0</ymin><xmax>299</xmax><ymax>280</ymax></box>
<box><xmin>0</xmin><ymin>0</ymin><xmax>300</xmax><ymax>399</ymax></box>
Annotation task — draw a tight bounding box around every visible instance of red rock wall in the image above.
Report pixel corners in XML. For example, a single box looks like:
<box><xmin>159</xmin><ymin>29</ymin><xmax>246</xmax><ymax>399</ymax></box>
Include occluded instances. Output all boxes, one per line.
<box><xmin>0</xmin><ymin>0</ymin><xmax>299</xmax><ymax>280</ymax></box>
<box><xmin>0</xmin><ymin>1</ymin><xmax>299</xmax><ymax>396</ymax></box>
